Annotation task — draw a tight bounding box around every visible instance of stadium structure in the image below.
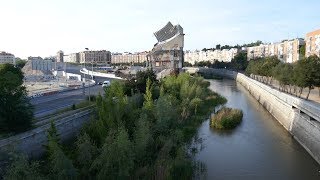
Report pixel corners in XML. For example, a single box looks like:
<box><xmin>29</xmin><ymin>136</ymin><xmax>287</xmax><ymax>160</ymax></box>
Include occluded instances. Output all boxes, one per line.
<box><xmin>147</xmin><ymin>22</ymin><xmax>184</xmax><ymax>71</ymax></box>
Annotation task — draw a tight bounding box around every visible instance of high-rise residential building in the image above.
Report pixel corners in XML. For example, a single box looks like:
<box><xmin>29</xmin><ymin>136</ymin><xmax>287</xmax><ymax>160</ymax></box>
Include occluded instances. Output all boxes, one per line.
<box><xmin>56</xmin><ymin>50</ymin><xmax>64</xmax><ymax>62</ymax></box>
<box><xmin>0</xmin><ymin>51</ymin><xmax>15</xmax><ymax>65</ymax></box>
<box><xmin>79</xmin><ymin>50</ymin><xmax>111</xmax><ymax>65</ymax></box>
<box><xmin>147</xmin><ymin>22</ymin><xmax>184</xmax><ymax>70</ymax></box>
<box><xmin>305</xmin><ymin>29</ymin><xmax>320</xmax><ymax>57</ymax></box>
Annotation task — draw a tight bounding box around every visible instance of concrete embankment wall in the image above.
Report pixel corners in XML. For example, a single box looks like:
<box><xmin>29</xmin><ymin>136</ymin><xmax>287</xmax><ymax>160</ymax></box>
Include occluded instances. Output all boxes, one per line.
<box><xmin>200</xmin><ymin>68</ymin><xmax>320</xmax><ymax>165</ymax></box>
<box><xmin>0</xmin><ymin>109</ymin><xmax>93</xmax><ymax>159</ymax></box>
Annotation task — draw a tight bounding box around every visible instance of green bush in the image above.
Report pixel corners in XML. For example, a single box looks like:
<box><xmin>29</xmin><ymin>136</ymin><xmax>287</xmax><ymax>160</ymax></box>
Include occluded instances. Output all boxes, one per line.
<box><xmin>210</xmin><ymin>107</ymin><xmax>243</xmax><ymax>129</ymax></box>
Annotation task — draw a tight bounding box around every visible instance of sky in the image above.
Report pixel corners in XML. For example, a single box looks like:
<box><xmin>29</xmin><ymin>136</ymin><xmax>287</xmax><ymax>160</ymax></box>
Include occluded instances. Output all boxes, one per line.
<box><xmin>1</xmin><ymin>0</ymin><xmax>320</xmax><ymax>58</ymax></box>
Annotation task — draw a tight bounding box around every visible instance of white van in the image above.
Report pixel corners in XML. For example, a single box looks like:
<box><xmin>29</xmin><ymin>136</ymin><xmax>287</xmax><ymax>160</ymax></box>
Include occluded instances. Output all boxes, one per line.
<box><xmin>102</xmin><ymin>80</ymin><xmax>111</xmax><ymax>87</ymax></box>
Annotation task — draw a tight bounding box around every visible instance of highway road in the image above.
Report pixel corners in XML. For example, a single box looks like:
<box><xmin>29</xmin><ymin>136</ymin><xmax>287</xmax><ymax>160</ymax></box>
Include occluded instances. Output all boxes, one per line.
<box><xmin>31</xmin><ymin>84</ymin><xmax>105</xmax><ymax>118</ymax></box>
<box><xmin>31</xmin><ymin>64</ymin><xmax>121</xmax><ymax>118</ymax></box>
<box><xmin>31</xmin><ymin>64</ymin><xmax>110</xmax><ymax>118</ymax></box>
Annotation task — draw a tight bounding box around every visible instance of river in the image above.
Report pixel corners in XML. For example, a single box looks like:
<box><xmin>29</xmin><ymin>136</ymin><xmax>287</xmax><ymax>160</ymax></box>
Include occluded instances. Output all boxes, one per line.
<box><xmin>195</xmin><ymin>79</ymin><xmax>320</xmax><ymax>179</ymax></box>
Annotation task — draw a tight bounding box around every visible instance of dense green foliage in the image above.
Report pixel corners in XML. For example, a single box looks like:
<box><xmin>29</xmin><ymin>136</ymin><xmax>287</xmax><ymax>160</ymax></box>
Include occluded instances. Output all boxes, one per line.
<box><xmin>123</xmin><ymin>68</ymin><xmax>158</xmax><ymax>96</ymax></box>
<box><xmin>4</xmin><ymin>72</ymin><xmax>226</xmax><ymax>179</ymax></box>
<box><xmin>245</xmin><ymin>55</ymin><xmax>320</xmax><ymax>99</ymax></box>
<box><xmin>0</xmin><ymin>64</ymin><xmax>33</xmax><ymax>133</ymax></box>
<box><xmin>15</xmin><ymin>58</ymin><xmax>27</xmax><ymax>69</ymax></box>
<box><xmin>210</xmin><ymin>107</ymin><xmax>243</xmax><ymax>129</ymax></box>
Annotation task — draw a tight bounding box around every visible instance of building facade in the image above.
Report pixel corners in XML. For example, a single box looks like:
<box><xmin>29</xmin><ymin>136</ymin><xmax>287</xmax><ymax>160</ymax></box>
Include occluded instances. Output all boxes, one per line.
<box><xmin>247</xmin><ymin>38</ymin><xmax>305</xmax><ymax>63</ymax></box>
<box><xmin>56</xmin><ymin>50</ymin><xmax>64</xmax><ymax>62</ymax></box>
<box><xmin>111</xmin><ymin>51</ymin><xmax>148</xmax><ymax>64</ymax></box>
<box><xmin>64</xmin><ymin>53</ymin><xmax>80</xmax><ymax>63</ymax></box>
<box><xmin>147</xmin><ymin>22</ymin><xmax>184</xmax><ymax>70</ymax></box>
<box><xmin>0</xmin><ymin>51</ymin><xmax>15</xmax><ymax>65</ymax></box>
<box><xmin>306</xmin><ymin>29</ymin><xmax>320</xmax><ymax>57</ymax></box>
<box><xmin>184</xmin><ymin>48</ymin><xmax>239</xmax><ymax>65</ymax></box>
<box><xmin>79</xmin><ymin>50</ymin><xmax>111</xmax><ymax>65</ymax></box>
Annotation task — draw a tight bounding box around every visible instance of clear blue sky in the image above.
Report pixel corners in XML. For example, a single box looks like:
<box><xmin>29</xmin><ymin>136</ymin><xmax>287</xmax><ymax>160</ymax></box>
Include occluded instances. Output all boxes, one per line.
<box><xmin>1</xmin><ymin>0</ymin><xmax>320</xmax><ymax>58</ymax></box>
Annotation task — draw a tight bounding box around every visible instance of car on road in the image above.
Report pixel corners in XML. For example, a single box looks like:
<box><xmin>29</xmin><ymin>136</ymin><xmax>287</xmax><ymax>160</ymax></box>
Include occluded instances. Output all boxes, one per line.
<box><xmin>97</xmin><ymin>81</ymin><xmax>103</xmax><ymax>85</ymax></box>
<box><xmin>102</xmin><ymin>80</ymin><xmax>111</xmax><ymax>87</ymax></box>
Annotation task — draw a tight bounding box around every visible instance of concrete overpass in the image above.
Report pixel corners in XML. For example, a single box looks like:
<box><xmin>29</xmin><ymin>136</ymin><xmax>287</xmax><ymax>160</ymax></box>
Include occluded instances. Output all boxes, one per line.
<box><xmin>80</xmin><ymin>68</ymin><xmax>123</xmax><ymax>80</ymax></box>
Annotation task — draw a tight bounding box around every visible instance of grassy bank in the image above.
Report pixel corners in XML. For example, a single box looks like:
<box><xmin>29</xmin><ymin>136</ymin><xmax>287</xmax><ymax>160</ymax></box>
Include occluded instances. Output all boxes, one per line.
<box><xmin>210</xmin><ymin>107</ymin><xmax>243</xmax><ymax>129</ymax></box>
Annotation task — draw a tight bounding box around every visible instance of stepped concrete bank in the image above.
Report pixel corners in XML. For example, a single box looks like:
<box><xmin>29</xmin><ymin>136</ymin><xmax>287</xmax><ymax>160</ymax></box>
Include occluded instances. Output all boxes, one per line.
<box><xmin>200</xmin><ymin>68</ymin><xmax>320</xmax><ymax>165</ymax></box>
<box><xmin>0</xmin><ymin>108</ymin><xmax>93</xmax><ymax>159</ymax></box>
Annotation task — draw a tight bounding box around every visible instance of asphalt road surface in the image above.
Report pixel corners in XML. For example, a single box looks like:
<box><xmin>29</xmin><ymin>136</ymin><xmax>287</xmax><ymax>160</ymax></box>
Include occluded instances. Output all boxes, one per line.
<box><xmin>31</xmin><ymin>84</ymin><xmax>105</xmax><ymax>118</ymax></box>
<box><xmin>31</xmin><ymin>63</ymin><xmax>120</xmax><ymax>118</ymax></box>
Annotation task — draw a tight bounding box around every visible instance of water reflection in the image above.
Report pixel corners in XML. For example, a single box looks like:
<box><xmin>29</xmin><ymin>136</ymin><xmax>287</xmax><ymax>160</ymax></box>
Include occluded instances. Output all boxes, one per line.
<box><xmin>195</xmin><ymin>78</ymin><xmax>320</xmax><ymax>180</ymax></box>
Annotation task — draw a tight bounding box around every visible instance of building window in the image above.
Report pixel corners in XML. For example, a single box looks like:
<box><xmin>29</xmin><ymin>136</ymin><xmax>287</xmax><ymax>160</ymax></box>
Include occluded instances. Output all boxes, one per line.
<box><xmin>174</xmin><ymin>51</ymin><xmax>178</xmax><ymax>57</ymax></box>
<box><xmin>156</xmin><ymin>62</ymin><xmax>160</xmax><ymax>67</ymax></box>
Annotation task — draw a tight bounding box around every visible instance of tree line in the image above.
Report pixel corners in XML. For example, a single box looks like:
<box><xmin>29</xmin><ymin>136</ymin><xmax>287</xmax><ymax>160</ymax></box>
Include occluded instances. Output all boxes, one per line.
<box><xmin>245</xmin><ymin>55</ymin><xmax>320</xmax><ymax>100</ymax></box>
<box><xmin>187</xmin><ymin>51</ymin><xmax>320</xmax><ymax>100</ymax></box>
<box><xmin>3</xmin><ymin>71</ymin><xmax>226</xmax><ymax>179</ymax></box>
<box><xmin>201</xmin><ymin>40</ymin><xmax>263</xmax><ymax>52</ymax></box>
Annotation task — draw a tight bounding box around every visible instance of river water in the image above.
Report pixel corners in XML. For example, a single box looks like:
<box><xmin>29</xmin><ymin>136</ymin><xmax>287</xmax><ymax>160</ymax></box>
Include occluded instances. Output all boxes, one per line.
<box><xmin>195</xmin><ymin>79</ymin><xmax>320</xmax><ymax>180</ymax></box>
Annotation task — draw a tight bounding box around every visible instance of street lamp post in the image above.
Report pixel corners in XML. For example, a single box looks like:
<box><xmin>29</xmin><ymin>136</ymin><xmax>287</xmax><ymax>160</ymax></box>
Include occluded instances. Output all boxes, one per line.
<box><xmin>85</xmin><ymin>48</ymin><xmax>91</xmax><ymax>102</ymax></box>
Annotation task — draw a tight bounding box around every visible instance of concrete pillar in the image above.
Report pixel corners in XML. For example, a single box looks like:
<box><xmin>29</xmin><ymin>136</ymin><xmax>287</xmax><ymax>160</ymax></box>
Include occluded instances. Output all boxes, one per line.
<box><xmin>170</xmin><ymin>50</ymin><xmax>175</xmax><ymax>69</ymax></box>
<box><xmin>179</xmin><ymin>47</ymin><xmax>184</xmax><ymax>69</ymax></box>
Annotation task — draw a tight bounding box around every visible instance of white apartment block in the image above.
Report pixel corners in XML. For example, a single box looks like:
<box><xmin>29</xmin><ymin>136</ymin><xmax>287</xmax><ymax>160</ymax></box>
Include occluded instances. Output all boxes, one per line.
<box><xmin>0</xmin><ymin>51</ymin><xmax>15</xmax><ymax>65</ymax></box>
<box><xmin>247</xmin><ymin>38</ymin><xmax>305</xmax><ymax>63</ymax></box>
<box><xmin>64</xmin><ymin>53</ymin><xmax>80</xmax><ymax>63</ymax></box>
<box><xmin>184</xmin><ymin>48</ymin><xmax>238</xmax><ymax>65</ymax></box>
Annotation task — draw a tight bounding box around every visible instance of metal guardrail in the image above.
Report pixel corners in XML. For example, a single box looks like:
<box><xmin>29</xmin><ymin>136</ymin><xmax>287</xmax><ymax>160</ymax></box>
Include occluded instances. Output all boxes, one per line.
<box><xmin>35</xmin><ymin>105</ymin><xmax>95</xmax><ymax>127</ymax></box>
<box><xmin>0</xmin><ymin>106</ymin><xmax>95</xmax><ymax>148</ymax></box>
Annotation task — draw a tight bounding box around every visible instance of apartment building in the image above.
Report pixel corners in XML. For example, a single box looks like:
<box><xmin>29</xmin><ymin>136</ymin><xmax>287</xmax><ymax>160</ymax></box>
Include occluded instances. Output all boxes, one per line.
<box><xmin>306</xmin><ymin>29</ymin><xmax>320</xmax><ymax>57</ymax></box>
<box><xmin>64</xmin><ymin>53</ymin><xmax>80</xmax><ymax>63</ymax></box>
<box><xmin>184</xmin><ymin>48</ymin><xmax>238</xmax><ymax>65</ymax></box>
<box><xmin>79</xmin><ymin>50</ymin><xmax>111</xmax><ymax>65</ymax></box>
<box><xmin>0</xmin><ymin>51</ymin><xmax>15</xmax><ymax>65</ymax></box>
<box><xmin>111</xmin><ymin>51</ymin><xmax>148</xmax><ymax>64</ymax></box>
<box><xmin>247</xmin><ymin>38</ymin><xmax>305</xmax><ymax>63</ymax></box>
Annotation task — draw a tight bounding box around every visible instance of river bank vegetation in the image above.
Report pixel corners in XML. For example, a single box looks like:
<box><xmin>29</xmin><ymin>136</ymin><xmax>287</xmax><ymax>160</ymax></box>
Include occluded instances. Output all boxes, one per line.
<box><xmin>210</xmin><ymin>107</ymin><xmax>243</xmax><ymax>129</ymax></box>
<box><xmin>191</xmin><ymin>51</ymin><xmax>320</xmax><ymax>100</ymax></box>
<box><xmin>3</xmin><ymin>72</ymin><xmax>226</xmax><ymax>179</ymax></box>
<box><xmin>245</xmin><ymin>55</ymin><xmax>320</xmax><ymax>100</ymax></box>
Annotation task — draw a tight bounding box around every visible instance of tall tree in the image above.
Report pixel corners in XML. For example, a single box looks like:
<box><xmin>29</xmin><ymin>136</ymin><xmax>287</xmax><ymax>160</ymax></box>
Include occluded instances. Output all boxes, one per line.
<box><xmin>47</xmin><ymin>126</ymin><xmax>78</xmax><ymax>180</ymax></box>
<box><xmin>231</xmin><ymin>52</ymin><xmax>248</xmax><ymax>71</ymax></box>
<box><xmin>91</xmin><ymin>127</ymin><xmax>134</xmax><ymax>179</ymax></box>
<box><xmin>0</xmin><ymin>64</ymin><xmax>33</xmax><ymax>133</ymax></box>
<box><xmin>76</xmin><ymin>133</ymin><xmax>98</xmax><ymax>178</ymax></box>
<box><xmin>143</xmin><ymin>78</ymin><xmax>154</xmax><ymax>111</ymax></box>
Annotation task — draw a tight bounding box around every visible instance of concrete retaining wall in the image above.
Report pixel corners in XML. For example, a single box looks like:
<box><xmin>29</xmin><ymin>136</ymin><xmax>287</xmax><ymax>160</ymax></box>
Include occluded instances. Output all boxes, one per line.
<box><xmin>200</xmin><ymin>68</ymin><xmax>320</xmax><ymax>165</ymax></box>
<box><xmin>0</xmin><ymin>109</ymin><xmax>93</xmax><ymax>159</ymax></box>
